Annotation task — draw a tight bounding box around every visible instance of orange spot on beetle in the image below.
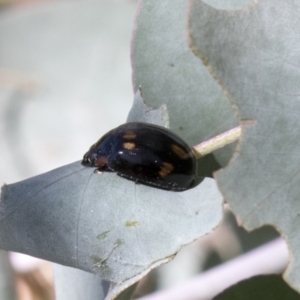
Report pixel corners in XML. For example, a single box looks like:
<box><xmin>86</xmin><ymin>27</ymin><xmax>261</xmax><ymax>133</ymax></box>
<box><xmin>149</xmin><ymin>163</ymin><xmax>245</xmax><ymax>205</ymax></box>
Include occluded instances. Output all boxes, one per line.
<box><xmin>171</xmin><ymin>144</ymin><xmax>190</xmax><ymax>159</ymax></box>
<box><xmin>159</xmin><ymin>162</ymin><xmax>174</xmax><ymax>178</ymax></box>
<box><xmin>123</xmin><ymin>142</ymin><xmax>136</xmax><ymax>150</ymax></box>
<box><xmin>123</xmin><ymin>130</ymin><xmax>137</xmax><ymax>139</ymax></box>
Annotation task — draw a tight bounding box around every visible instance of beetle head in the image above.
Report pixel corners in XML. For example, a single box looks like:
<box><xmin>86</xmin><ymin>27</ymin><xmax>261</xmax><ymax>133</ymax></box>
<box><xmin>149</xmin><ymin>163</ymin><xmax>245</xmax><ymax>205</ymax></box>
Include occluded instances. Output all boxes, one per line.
<box><xmin>81</xmin><ymin>148</ymin><xmax>98</xmax><ymax>167</ymax></box>
<box><xmin>81</xmin><ymin>144</ymin><xmax>109</xmax><ymax>170</ymax></box>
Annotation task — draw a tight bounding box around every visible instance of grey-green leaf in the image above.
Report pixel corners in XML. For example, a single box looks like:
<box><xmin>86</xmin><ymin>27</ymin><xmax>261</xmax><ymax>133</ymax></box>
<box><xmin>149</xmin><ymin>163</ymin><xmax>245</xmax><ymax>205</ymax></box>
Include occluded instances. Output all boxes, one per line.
<box><xmin>126</xmin><ymin>88</ymin><xmax>169</xmax><ymax>127</ymax></box>
<box><xmin>0</xmin><ymin>92</ymin><xmax>223</xmax><ymax>299</ymax></box>
<box><xmin>188</xmin><ymin>0</ymin><xmax>300</xmax><ymax>292</ymax></box>
<box><xmin>54</xmin><ymin>265</ymin><xmax>109</xmax><ymax>300</ymax></box>
<box><xmin>0</xmin><ymin>166</ymin><xmax>222</xmax><ymax>281</ymax></box>
<box><xmin>131</xmin><ymin>0</ymin><xmax>239</xmax><ymax>167</ymax></box>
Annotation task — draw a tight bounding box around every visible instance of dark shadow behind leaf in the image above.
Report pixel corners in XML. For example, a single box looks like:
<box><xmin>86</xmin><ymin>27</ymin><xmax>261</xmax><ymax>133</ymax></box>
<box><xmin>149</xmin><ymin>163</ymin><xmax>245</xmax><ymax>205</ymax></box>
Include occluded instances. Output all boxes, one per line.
<box><xmin>213</xmin><ymin>275</ymin><xmax>300</xmax><ymax>300</ymax></box>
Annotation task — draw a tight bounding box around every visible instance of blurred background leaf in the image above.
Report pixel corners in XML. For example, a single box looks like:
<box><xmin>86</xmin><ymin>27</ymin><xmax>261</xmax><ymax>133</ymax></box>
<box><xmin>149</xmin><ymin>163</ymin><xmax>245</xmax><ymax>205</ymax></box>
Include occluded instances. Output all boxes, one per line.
<box><xmin>0</xmin><ymin>0</ymin><xmax>135</xmax><ymax>184</ymax></box>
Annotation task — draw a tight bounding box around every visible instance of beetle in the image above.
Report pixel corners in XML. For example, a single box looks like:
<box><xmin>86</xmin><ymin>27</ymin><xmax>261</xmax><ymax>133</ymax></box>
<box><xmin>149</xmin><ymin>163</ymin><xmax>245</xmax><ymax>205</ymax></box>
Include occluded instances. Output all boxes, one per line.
<box><xmin>81</xmin><ymin>122</ymin><xmax>202</xmax><ymax>191</ymax></box>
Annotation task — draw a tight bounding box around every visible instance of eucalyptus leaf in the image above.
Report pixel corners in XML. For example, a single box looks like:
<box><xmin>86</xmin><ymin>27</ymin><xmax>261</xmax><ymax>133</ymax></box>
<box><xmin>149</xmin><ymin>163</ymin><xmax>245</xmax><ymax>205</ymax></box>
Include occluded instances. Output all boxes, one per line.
<box><xmin>126</xmin><ymin>88</ymin><xmax>169</xmax><ymax>127</ymax></box>
<box><xmin>54</xmin><ymin>264</ymin><xmax>138</xmax><ymax>300</ymax></box>
<box><xmin>131</xmin><ymin>0</ymin><xmax>239</xmax><ymax>167</ymax></box>
<box><xmin>0</xmin><ymin>91</ymin><xmax>223</xmax><ymax>299</ymax></box>
<box><xmin>188</xmin><ymin>0</ymin><xmax>300</xmax><ymax>292</ymax></box>
<box><xmin>54</xmin><ymin>264</ymin><xmax>109</xmax><ymax>300</ymax></box>
<box><xmin>0</xmin><ymin>252</ymin><xmax>15</xmax><ymax>300</ymax></box>
<box><xmin>203</xmin><ymin>0</ymin><xmax>253</xmax><ymax>10</ymax></box>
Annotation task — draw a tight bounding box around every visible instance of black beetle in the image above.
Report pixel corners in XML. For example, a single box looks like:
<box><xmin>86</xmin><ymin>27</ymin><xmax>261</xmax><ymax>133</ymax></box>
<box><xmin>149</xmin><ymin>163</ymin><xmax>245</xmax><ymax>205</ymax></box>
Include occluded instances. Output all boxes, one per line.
<box><xmin>82</xmin><ymin>122</ymin><xmax>201</xmax><ymax>191</ymax></box>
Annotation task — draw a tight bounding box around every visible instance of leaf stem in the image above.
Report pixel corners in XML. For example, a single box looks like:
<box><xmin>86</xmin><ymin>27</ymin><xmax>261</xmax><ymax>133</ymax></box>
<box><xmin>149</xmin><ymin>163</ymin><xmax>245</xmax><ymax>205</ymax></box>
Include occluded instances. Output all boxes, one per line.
<box><xmin>192</xmin><ymin>126</ymin><xmax>242</xmax><ymax>159</ymax></box>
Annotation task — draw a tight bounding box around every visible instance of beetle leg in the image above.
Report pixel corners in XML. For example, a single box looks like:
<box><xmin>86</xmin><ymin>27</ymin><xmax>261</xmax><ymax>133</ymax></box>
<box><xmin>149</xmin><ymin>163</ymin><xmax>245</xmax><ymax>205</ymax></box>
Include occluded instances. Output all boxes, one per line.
<box><xmin>94</xmin><ymin>162</ymin><xmax>115</xmax><ymax>173</ymax></box>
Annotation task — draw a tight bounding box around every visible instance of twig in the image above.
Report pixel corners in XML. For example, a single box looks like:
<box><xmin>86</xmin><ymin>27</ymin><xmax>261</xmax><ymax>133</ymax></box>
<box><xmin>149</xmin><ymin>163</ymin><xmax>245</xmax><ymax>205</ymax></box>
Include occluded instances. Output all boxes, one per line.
<box><xmin>192</xmin><ymin>126</ymin><xmax>242</xmax><ymax>159</ymax></box>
